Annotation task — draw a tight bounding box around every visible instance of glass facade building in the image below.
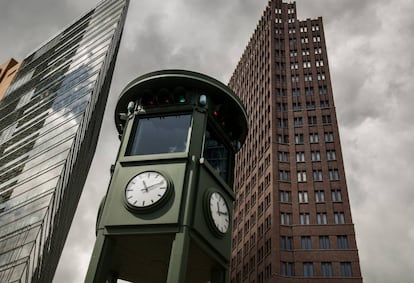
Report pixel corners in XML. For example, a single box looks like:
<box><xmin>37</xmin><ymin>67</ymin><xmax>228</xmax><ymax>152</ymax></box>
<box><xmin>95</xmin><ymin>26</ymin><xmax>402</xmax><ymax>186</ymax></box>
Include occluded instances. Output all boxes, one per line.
<box><xmin>0</xmin><ymin>0</ymin><xmax>129</xmax><ymax>282</ymax></box>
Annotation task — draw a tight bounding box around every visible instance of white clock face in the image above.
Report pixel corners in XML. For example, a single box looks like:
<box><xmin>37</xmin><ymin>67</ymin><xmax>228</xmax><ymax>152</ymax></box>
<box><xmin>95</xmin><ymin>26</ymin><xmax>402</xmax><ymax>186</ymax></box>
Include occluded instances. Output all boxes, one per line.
<box><xmin>125</xmin><ymin>171</ymin><xmax>170</xmax><ymax>209</ymax></box>
<box><xmin>209</xmin><ymin>192</ymin><xmax>230</xmax><ymax>234</ymax></box>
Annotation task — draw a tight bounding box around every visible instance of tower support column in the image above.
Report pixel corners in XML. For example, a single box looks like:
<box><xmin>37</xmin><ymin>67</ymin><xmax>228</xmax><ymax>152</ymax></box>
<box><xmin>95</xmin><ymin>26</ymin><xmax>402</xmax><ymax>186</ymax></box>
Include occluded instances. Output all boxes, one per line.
<box><xmin>85</xmin><ymin>232</ymin><xmax>114</xmax><ymax>283</ymax></box>
<box><xmin>166</xmin><ymin>226</ymin><xmax>190</xmax><ymax>283</ymax></box>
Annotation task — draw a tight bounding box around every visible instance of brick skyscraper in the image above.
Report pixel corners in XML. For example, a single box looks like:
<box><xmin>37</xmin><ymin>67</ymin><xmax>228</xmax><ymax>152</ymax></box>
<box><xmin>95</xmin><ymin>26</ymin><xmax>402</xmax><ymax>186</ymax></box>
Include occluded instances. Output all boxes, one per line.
<box><xmin>228</xmin><ymin>0</ymin><xmax>362</xmax><ymax>282</ymax></box>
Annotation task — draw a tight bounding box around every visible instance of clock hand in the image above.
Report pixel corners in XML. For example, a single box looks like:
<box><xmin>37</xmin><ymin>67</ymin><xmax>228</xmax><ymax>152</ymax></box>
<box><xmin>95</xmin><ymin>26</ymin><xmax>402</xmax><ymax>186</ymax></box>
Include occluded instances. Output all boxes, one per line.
<box><xmin>141</xmin><ymin>181</ymin><xmax>164</xmax><ymax>192</ymax></box>
<box><xmin>142</xmin><ymin>180</ymin><xmax>149</xmax><ymax>192</ymax></box>
<box><xmin>218</xmin><ymin>211</ymin><xmax>228</xmax><ymax>216</ymax></box>
<box><xmin>147</xmin><ymin>181</ymin><xmax>165</xmax><ymax>191</ymax></box>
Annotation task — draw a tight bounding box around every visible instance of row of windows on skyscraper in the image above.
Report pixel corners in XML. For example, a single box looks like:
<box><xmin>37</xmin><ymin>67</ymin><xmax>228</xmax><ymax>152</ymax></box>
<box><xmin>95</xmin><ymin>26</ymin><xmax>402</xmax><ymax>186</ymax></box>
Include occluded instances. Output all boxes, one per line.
<box><xmin>233</xmin><ymin>218</ymin><xmax>351</xmax><ymax>251</ymax></box>
<box><xmin>278</xmin><ymin>108</ymin><xmax>334</xmax><ymax>128</ymax></box>
<box><xmin>276</xmin><ymin>72</ymin><xmax>326</xmax><ymax>86</ymax></box>
<box><xmin>297</xmin><ymin>189</ymin><xmax>342</xmax><ymax>203</ymax></box>
<box><xmin>232</xmin><ymin>237</ymin><xmax>353</xmax><ymax>281</ymax></box>
<box><xmin>232</xmin><ymin>215</ymin><xmax>350</xmax><ymax>250</ymax></box>
<box><xmin>290</xmin><ymin>235</ymin><xmax>350</xmax><ymax>250</ymax></box>
<box><xmin>289</xmin><ymin>100</ymin><xmax>330</xmax><ymax>110</ymax></box>
<box><xmin>278</xmin><ymin>168</ymin><xmax>340</xmax><ymax>182</ymax></box>
<box><xmin>275</xmin><ymin>85</ymin><xmax>328</xmax><ymax>96</ymax></box>
<box><xmin>290</xmin><ymin>47</ymin><xmax>323</xmax><ymax>57</ymax></box>
<box><xmin>289</xmin><ymin>35</ymin><xmax>323</xmax><ymax>44</ymax></box>
<box><xmin>292</xmin><ymin>72</ymin><xmax>326</xmax><ymax>82</ymax></box>
<box><xmin>235</xmin><ymin>186</ymin><xmax>343</xmax><ymax>220</ymax></box>
<box><xmin>297</xmin><ymin>147</ymin><xmax>335</xmax><ymax>162</ymax></box>
<box><xmin>290</xmin><ymin>58</ymin><xmax>324</xmax><ymax>70</ymax></box>
<box><xmin>277</xmin><ymin>131</ymin><xmax>334</xmax><ymax>144</ymax></box>
<box><xmin>278</xmin><ymin>114</ymin><xmax>332</xmax><ymax>128</ymax></box>
<box><xmin>237</xmin><ymin>261</ymin><xmax>353</xmax><ymax>282</ymax></box>
<box><xmin>236</xmin><ymin>261</ymin><xmax>352</xmax><ymax>282</ymax></box>
<box><xmin>236</xmin><ymin>162</ymin><xmax>342</xmax><ymax>212</ymax></box>
<box><xmin>275</xmin><ymin>23</ymin><xmax>321</xmax><ymax>35</ymax></box>
<box><xmin>279</xmin><ymin>149</ymin><xmax>337</xmax><ymax>162</ymax></box>
<box><xmin>280</xmin><ymin>261</ymin><xmax>353</xmax><ymax>277</ymax></box>
<box><xmin>280</xmin><ymin>210</ymin><xmax>346</xmax><ymax>225</ymax></box>
<box><xmin>296</xmin><ymin>211</ymin><xmax>346</xmax><ymax>224</ymax></box>
<box><xmin>275</xmin><ymin>36</ymin><xmax>324</xmax><ymax>50</ymax></box>
<box><xmin>288</xmin><ymin>25</ymin><xmax>320</xmax><ymax>34</ymax></box>
<box><xmin>234</xmin><ymin>193</ymin><xmax>346</xmax><ymax>232</ymax></box>
<box><xmin>233</xmin><ymin>234</ymin><xmax>354</xmax><ymax>279</ymax></box>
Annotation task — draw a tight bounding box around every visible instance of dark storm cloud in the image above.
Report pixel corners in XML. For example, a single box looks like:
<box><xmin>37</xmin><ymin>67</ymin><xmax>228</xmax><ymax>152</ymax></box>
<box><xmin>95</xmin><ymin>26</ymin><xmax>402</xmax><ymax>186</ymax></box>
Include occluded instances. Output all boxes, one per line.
<box><xmin>321</xmin><ymin>1</ymin><xmax>414</xmax><ymax>281</ymax></box>
<box><xmin>0</xmin><ymin>0</ymin><xmax>97</xmax><ymax>63</ymax></box>
<box><xmin>117</xmin><ymin>0</ymin><xmax>267</xmax><ymax>82</ymax></box>
<box><xmin>296</xmin><ymin>0</ymin><xmax>386</xmax><ymax>126</ymax></box>
<box><xmin>296</xmin><ymin>0</ymin><xmax>414</xmax><ymax>127</ymax></box>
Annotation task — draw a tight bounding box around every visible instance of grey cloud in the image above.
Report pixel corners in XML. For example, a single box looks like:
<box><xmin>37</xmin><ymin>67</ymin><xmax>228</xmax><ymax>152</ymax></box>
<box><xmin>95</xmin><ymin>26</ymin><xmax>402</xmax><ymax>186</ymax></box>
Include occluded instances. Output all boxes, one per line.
<box><xmin>316</xmin><ymin>0</ymin><xmax>414</xmax><ymax>129</ymax></box>
<box><xmin>0</xmin><ymin>0</ymin><xmax>96</xmax><ymax>63</ymax></box>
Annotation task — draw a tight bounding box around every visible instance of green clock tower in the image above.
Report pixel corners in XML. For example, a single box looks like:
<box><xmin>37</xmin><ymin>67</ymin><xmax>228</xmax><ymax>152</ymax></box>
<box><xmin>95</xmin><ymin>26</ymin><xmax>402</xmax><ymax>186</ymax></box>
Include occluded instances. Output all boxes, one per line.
<box><xmin>85</xmin><ymin>70</ymin><xmax>248</xmax><ymax>283</ymax></box>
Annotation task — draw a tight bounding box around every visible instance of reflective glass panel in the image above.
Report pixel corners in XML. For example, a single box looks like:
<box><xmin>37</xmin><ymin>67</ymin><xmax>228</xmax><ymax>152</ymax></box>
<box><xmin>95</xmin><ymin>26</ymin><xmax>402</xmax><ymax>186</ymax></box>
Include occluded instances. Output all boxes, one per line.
<box><xmin>127</xmin><ymin>114</ymin><xmax>192</xmax><ymax>155</ymax></box>
<box><xmin>203</xmin><ymin>129</ymin><xmax>230</xmax><ymax>181</ymax></box>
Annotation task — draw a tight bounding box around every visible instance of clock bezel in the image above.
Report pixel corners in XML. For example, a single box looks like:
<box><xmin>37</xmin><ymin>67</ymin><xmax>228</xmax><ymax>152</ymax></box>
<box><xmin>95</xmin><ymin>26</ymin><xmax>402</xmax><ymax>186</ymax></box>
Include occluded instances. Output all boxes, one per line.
<box><xmin>204</xmin><ymin>189</ymin><xmax>230</xmax><ymax>237</ymax></box>
<box><xmin>124</xmin><ymin>170</ymin><xmax>173</xmax><ymax>212</ymax></box>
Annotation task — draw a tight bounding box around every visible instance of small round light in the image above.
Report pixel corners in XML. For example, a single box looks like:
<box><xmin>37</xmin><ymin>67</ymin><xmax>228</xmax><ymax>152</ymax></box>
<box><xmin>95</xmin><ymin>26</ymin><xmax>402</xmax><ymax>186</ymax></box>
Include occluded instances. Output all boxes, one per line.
<box><xmin>127</xmin><ymin>101</ymin><xmax>135</xmax><ymax>114</ymax></box>
<box><xmin>199</xmin><ymin>94</ymin><xmax>207</xmax><ymax>106</ymax></box>
<box><xmin>178</xmin><ymin>96</ymin><xmax>186</xmax><ymax>103</ymax></box>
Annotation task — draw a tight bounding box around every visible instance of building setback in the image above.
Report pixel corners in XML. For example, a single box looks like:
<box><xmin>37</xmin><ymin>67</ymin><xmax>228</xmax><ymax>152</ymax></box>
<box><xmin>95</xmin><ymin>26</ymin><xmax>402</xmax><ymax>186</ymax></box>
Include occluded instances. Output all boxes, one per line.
<box><xmin>0</xmin><ymin>59</ymin><xmax>21</xmax><ymax>102</ymax></box>
<box><xmin>0</xmin><ymin>0</ymin><xmax>129</xmax><ymax>282</ymax></box>
<box><xmin>228</xmin><ymin>0</ymin><xmax>362</xmax><ymax>282</ymax></box>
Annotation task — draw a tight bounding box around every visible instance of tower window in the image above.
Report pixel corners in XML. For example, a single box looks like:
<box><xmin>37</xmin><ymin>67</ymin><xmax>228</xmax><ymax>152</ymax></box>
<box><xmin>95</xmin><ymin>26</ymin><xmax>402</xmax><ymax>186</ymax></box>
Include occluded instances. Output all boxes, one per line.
<box><xmin>204</xmin><ymin>128</ymin><xmax>230</xmax><ymax>182</ymax></box>
<box><xmin>127</xmin><ymin>114</ymin><xmax>192</xmax><ymax>156</ymax></box>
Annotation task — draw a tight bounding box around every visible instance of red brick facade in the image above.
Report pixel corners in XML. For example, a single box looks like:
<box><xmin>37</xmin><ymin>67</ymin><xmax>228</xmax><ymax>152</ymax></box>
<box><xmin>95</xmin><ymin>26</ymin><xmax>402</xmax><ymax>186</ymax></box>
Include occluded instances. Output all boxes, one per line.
<box><xmin>0</xmin><ymin>58</ymin><xmax>20</xmax><ymax>101</ymax></box>
<box><xmin>228</xmin><ymin>1</ymin><xmax>362</xmax><ymax>282</ymax></box>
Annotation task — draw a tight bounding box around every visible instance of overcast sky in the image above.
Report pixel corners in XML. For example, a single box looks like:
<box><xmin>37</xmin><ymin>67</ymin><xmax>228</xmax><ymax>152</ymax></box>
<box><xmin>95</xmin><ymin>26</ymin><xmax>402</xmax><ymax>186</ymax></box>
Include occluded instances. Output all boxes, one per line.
<box><xmin>1</xmin><ymin>0</ymin><xmax>414</xmax><ymax>282</ymax></box>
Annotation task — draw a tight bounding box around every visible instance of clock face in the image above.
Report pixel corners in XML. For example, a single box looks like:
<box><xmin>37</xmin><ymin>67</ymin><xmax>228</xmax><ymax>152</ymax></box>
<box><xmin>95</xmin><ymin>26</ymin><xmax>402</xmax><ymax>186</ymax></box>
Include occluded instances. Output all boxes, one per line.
<box><xmin>125</xmin><ymin>171</ymin><xmax>170</xmax><ymax>210</ymax></box>
<box><xmin>208</xmin><ymin>191</ymin><xmax>230</xmax><ymax>234</ymax></box>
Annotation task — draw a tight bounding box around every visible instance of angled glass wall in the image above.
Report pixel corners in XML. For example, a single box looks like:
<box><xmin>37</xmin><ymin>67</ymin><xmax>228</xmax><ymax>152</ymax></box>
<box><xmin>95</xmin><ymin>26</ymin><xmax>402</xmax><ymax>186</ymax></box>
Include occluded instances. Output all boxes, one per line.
<box><xmin>0</xmin><ymin>0</ymin><xmax>129</xmax><ymax>282</ymax></box>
